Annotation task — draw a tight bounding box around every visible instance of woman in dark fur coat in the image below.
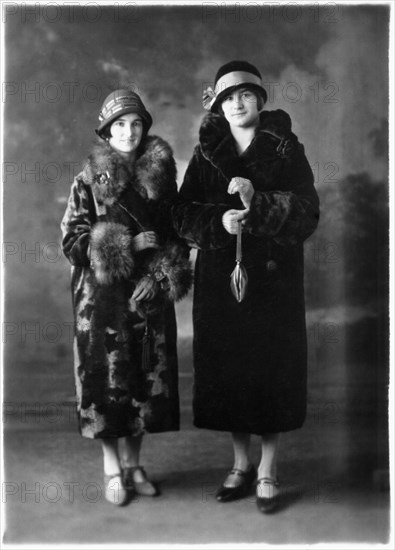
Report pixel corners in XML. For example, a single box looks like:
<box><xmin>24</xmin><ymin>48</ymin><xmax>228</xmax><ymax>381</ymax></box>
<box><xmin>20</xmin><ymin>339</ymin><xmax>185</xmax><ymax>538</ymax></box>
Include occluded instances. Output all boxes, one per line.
<box><xmin>61</xmin><ymin>89</ymin><xmax>192</xmax><ymax>505</ymax></box>
<box><xmin>173</xmin><ymin>61</ymin><xmax>319</xmax><ymax>513</ymax></box>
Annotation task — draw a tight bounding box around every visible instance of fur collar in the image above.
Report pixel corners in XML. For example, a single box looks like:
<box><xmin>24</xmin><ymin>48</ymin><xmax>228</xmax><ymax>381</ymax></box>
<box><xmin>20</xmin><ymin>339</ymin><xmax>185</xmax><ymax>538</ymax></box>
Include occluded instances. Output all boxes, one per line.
<box><xmin>199</xmin><ymin>109</ymin><xmax>295</xmax><ymax>178</ymax></box>
<box><xmin>82</xmin><ymin>135</ymin><xmax>177</xmax><ymax>205</ymax></box>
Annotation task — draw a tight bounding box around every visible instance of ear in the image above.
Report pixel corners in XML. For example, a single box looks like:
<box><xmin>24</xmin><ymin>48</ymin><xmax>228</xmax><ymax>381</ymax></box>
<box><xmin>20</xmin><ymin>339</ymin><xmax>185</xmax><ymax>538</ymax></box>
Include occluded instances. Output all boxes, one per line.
<box><xmin>257</xmin><ymin>95</ymin><xmax>266</xmax><ymax>113</ymax></box>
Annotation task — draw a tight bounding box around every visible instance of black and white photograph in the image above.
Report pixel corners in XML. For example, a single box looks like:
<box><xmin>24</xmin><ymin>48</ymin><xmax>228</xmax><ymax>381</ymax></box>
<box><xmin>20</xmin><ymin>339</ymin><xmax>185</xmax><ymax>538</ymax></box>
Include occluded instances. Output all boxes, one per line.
<box><xmin>1</xmin><ymin>0</ymin><xmax>392</xmax><ymax>546</ymax></box>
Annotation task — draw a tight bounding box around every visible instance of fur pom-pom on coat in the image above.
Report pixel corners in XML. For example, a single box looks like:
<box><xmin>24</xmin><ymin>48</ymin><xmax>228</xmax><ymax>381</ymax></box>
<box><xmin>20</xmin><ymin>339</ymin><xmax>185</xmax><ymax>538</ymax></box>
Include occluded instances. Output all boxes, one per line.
<box><xmin>90</xmin><ymin>222</ymin><xmax>135</xmax><ymax>285</ymax></box>
<box><xmin>61</xmin><ymin>135</ymin><xmax>192</xmax><ymax>439</ymax></box>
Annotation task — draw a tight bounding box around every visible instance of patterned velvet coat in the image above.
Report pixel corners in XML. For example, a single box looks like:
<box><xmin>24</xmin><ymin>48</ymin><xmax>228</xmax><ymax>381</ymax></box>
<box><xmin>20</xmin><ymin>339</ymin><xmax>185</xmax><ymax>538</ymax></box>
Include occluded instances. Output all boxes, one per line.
<box><xmin>173</xmin><ymin>110</ymin><xmax>319</xmax><ymax>435</ymax></box>
<box><xmin>61</xmin><ymin>136</ymin><xmax>192</xmax><ymax>439</ymax></box>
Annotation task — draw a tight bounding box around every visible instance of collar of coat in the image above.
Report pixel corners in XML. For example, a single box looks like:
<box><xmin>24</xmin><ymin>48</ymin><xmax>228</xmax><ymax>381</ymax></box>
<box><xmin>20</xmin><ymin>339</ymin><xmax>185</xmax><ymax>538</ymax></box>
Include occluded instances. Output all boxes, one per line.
<box><xmin>82</xmin><ymin>135</ymin><xmax>177</xmax><ymax>205</ymax></box>
<box><xmin>198</xmin><ymin>109</ymin><xmax>296</xmax><ymax>180</ymax></box>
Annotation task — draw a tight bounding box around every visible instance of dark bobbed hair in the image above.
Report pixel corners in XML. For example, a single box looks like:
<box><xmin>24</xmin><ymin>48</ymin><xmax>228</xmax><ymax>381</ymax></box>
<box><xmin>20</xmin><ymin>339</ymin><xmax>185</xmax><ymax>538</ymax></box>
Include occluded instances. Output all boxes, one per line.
<box><xmin>100</xmin><ymin>114</ymin><xmax>150</xmax><ymax>141</ymax></box>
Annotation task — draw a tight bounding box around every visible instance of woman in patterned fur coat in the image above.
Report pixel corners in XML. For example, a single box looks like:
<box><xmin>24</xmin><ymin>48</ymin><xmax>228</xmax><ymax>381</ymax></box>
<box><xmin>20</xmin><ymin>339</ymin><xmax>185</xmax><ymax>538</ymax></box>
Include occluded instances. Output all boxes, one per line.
<box><xmin>61</xmin><ymin>89</ymin><xmax>192</xmax><ymax>506</ymax></box>
<box><xmin>173</xmin><ymin>61</ymin><xmax>319</xmax><ymax>513</ymax></box>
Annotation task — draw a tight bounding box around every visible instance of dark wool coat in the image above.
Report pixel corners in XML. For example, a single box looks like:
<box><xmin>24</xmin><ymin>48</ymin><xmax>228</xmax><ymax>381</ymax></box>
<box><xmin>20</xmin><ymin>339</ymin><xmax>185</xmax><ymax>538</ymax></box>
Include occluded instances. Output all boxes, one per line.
<box><xmin>61</xmin><ymin>136</ymin><xmax>192</xmax><ymax>439</ymax></box>
<box><xmin>173</xmin><ymin>110</ymin><xmax>319</xmax><ymax>435</ymax></box>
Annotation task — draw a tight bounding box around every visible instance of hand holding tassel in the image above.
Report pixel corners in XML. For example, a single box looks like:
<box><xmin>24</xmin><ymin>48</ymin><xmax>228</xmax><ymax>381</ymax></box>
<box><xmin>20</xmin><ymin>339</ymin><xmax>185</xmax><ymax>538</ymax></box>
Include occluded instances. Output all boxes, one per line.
<box><xmin>222</xmin><ymin>209</ymin><xmax>249</xmax><ymax>235</ymax></box>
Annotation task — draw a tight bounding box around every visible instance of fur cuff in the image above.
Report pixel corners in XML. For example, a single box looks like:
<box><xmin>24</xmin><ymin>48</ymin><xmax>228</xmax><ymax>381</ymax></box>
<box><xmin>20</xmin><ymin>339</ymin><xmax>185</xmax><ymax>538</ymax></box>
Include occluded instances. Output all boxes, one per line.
<box><xmin>148</xmin><ymin>243</ymin><xmax>193</xmax><ymax>302</ymax></box>
<box><xmin>90</xmin><ymin>222</ymin><xmax>135</xmax><ymax>285</ymax></box>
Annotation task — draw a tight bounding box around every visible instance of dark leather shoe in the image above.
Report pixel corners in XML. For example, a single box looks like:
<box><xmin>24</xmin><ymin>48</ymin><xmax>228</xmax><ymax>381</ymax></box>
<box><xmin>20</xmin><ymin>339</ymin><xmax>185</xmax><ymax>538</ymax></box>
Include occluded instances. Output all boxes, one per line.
<box><xmin>216</xmin><ymin>465</ymin><xmax>256</xmax><ymax>502</ymax></box>
<box><xmin>122</xmin><ymin>466</ymin><xmax>160</xmax><ymax>497</ymax></box>
<box><xmin>256</xmin><ymin>477</ymin><xmax>280</xmax><ymax>514</ymax></box>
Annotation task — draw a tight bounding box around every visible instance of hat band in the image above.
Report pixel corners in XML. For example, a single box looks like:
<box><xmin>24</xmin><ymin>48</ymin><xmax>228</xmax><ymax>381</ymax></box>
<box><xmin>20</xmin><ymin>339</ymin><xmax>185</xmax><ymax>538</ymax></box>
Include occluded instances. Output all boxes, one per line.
<box><xmin>214</xmin><ymin>71</ymin><xmax>262</xmax><ymax>96</ymax></box>
<box><xmin>99</xmin><ymin>98</ymin><xmax>143</xmax><ymax>122</ymax></box>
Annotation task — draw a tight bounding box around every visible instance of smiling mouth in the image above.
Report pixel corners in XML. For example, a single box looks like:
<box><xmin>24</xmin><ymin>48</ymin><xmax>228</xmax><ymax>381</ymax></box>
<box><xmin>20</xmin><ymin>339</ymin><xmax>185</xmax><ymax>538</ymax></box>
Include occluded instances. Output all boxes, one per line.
<box><xmin>232</xmin><ymin>112</ymin><xmax>246</xmax><ymax>116</ymax></box>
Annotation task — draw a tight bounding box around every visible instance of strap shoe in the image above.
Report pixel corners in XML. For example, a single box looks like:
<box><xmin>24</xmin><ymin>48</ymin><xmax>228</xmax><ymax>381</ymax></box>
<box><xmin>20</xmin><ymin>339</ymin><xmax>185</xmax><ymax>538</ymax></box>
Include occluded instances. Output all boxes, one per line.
<box><xmin>216</xmin><ymin>464</ymin><xmax>256</xmax><ymax>502</ymax></box>
<box><xmin>122</xmin><ymin>465</ymin><xmax>160</xmax><ymax>497</ymax></box>
<box><xmin>104</xmin><ymin>473</ymin><xmax>128</xmax><ymax>506</ymax></box>
<box><xmin>256</xmin><ymin>477</ymin><xmax>280</xmax><ymax>513</ymax></box>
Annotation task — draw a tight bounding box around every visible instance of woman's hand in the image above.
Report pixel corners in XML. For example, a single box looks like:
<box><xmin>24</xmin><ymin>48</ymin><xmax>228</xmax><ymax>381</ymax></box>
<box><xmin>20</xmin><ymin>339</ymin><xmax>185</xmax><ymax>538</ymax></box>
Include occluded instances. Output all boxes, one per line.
<box><xmin>132</xmin><ymin>231</ymin><xmax>159</xmax><ymax>252</ymax></box>
<box><xmin>131</xmin><ymin>275</ymin><xmax>158</xmax><ymax>302</ymax></box>
<box><xmin>228</xmin><ymin>177</ymin><xmax>255</xmax><ymax>208</ymax></box>
<box><xmin>222</xmin><ymin>209</ymin><xmax>249</xmax><ymax>235</ymax></box>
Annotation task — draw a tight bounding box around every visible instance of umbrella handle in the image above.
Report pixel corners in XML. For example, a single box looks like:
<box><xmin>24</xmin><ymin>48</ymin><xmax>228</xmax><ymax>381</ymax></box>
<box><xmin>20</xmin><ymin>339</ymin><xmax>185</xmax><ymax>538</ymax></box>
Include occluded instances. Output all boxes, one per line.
<box><xmin>236</xmin><ymin>220</ymin><xmax>242</xmax><ymax>262</ymax></box>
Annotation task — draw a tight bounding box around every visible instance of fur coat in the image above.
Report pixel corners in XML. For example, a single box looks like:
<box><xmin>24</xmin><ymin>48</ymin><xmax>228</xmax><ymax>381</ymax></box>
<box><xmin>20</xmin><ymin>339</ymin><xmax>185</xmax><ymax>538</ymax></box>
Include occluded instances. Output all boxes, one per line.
<box><xmin>61</xmin><ymin>136</ymin><xmax>192</xmax><ymax>439</ymax></box>
<box><xmin>173</xmin><ymin>110</ymin><xmax>319</xmax><ymax>435</ymax></box>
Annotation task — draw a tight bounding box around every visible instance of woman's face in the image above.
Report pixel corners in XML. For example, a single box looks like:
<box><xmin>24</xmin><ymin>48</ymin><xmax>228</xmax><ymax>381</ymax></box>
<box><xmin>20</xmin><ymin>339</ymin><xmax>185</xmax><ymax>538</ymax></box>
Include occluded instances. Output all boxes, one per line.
<box><xmin>109</xmin><ymin>113</ymin><xmax>144</xmax><ymax>156</ymax></box>
<box><xmin>220</xmin><ymin>88</ymin><xmax>260</xmax><ymax>129</ymax></box>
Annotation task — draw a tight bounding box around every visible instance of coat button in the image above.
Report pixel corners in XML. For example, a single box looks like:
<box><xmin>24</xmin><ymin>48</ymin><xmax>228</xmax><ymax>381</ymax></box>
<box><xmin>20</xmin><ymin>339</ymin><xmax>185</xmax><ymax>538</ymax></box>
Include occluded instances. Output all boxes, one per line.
<box><xmin>266</xmin><ymin>260</ymin><xmax>278</xmax><ymax>271</ymax></box>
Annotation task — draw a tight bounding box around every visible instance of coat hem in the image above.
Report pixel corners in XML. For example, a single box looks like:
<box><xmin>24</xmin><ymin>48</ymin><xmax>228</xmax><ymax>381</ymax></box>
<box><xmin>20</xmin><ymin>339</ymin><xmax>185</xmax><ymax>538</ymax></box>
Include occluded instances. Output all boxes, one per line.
<box><xmin>79</xmin><ymin>425</ymin><xmax>181</xmax><ymax>440</ymax></box>
<box><xmin>193</xmin><ymin>419</ymin><xmax>305</xmax><ymax>435</ymax></box>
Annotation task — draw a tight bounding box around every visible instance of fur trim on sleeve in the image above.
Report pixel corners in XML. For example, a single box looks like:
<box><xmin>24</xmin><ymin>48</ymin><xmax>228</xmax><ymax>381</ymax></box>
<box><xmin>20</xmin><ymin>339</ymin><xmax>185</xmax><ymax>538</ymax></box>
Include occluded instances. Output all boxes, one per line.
<box><xmin>148</xmin><ymin>243</ymin><xmax>193</xmax><ymax>302</ymax></box>
<box><xmin>90</xmin><ymin>222</ymin><xmax>135</xmax><ymax>285</ymax></box>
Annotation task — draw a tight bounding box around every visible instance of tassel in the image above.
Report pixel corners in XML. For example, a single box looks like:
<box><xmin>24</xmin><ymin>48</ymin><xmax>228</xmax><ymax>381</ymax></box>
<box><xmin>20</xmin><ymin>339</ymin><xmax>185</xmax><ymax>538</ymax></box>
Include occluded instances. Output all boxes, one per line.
<box><xmin>141</xmin><ymin>318</ymin><xmax>152</xmax><ymax>372</ymax></box>
<box><xmin>230</xmin><ymin>220</ymin><xmax>248</xmax><ymax>302</ymax></box>
<box><xmin>230</xmin><ymin>261</ymin><xmax>248</xmax><ymax>303</ymax></box>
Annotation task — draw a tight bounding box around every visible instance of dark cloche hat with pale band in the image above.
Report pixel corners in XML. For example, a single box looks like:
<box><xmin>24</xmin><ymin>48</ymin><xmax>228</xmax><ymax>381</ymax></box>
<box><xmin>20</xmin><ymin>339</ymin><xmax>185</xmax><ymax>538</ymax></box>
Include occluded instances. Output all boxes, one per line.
<box><xmin>204</xmin><ymin>60</ymin><xmax>268</xmax><ymax>113</ymax></box>
<box><xmin>95</xmin><ymin>89</ymin><xmax>153</xmax><ymax>138</ymax></box>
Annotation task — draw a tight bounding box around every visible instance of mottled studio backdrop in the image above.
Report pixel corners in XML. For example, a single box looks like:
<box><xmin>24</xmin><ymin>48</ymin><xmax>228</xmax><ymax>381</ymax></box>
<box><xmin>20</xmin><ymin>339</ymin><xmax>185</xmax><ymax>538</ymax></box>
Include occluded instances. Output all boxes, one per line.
<box><xmin>3</xmin><ymin>2</ymin><xmax>389</xmax><ymax>469</ymax></box>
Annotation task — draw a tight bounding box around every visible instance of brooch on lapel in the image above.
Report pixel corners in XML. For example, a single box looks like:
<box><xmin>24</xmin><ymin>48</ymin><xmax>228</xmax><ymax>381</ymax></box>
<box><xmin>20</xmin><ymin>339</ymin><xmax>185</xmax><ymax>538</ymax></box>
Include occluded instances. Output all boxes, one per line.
<box><xmin>95</xmin><ymin>170</ymin><xmax>111</xmax><ymax>185</ymax></box>
<box><xmin>91</xmin><ymin>170</ymin><xmax>111</xmax><ymax>214</ymax></box>
<box><xmin>263</xmin><ymin>130</ymin><xmax>297</xmax><ymax>159</ymax></box>
<box><xmin>276</xmin><ymin>138</ymin><xmax>296</xmax><ymax>158</ymax></box>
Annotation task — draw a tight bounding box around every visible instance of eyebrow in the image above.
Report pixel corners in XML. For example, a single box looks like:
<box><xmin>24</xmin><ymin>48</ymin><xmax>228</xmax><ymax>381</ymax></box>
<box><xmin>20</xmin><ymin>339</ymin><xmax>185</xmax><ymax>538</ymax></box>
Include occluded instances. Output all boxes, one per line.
<box><xmin>225</xmin><ymin>87</ymin><xmax>252</xmax><ymax>97</ymax></box>
<box><xmin>115</xmin><ymin>117</ymin><xmax>142</xmax><ymax>122</ymax></box>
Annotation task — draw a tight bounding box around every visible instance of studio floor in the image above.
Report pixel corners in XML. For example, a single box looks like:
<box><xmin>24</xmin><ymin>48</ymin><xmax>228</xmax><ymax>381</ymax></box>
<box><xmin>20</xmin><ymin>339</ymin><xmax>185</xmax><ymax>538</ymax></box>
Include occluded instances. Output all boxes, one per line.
<box><xmin>2</xmin><ymin>361</ymin><xmax>391</xmax><ymax>547</ymax></box>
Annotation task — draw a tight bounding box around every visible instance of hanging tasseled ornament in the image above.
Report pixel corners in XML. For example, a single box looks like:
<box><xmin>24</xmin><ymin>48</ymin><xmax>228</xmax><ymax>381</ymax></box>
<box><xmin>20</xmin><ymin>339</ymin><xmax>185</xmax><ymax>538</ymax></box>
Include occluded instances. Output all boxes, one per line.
<box><xmin>230</xmin><ymin>220</ymin><xmax>248</xmax><ymax>302</ymax></box>
<box><xmin>141</xmin><ymin>317</ymin><xmax>152</xmax><ymax>372</ymax></box>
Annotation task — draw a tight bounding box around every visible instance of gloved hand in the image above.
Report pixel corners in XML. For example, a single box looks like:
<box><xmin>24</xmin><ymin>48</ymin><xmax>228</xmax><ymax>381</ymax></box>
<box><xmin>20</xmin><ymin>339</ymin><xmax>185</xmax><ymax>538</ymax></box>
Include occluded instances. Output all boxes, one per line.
<box><xmin>222</xmin><ymin>209</ymin><xmax>249</xmax><ymax>235</ymax></box>
<box><xmin>131</xmin><ymin>275</ymin><xmax>158</xmax><ymax>302</ymax></box>
<box><xmin>132</xmin><ymin>231</ymin><xmax>160</xmax><ymax>252</ymax></box>
<box><xmin>228</xmin><ymin>177</ymin><xmax>255</xmax><ymax>209</ymax></box>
